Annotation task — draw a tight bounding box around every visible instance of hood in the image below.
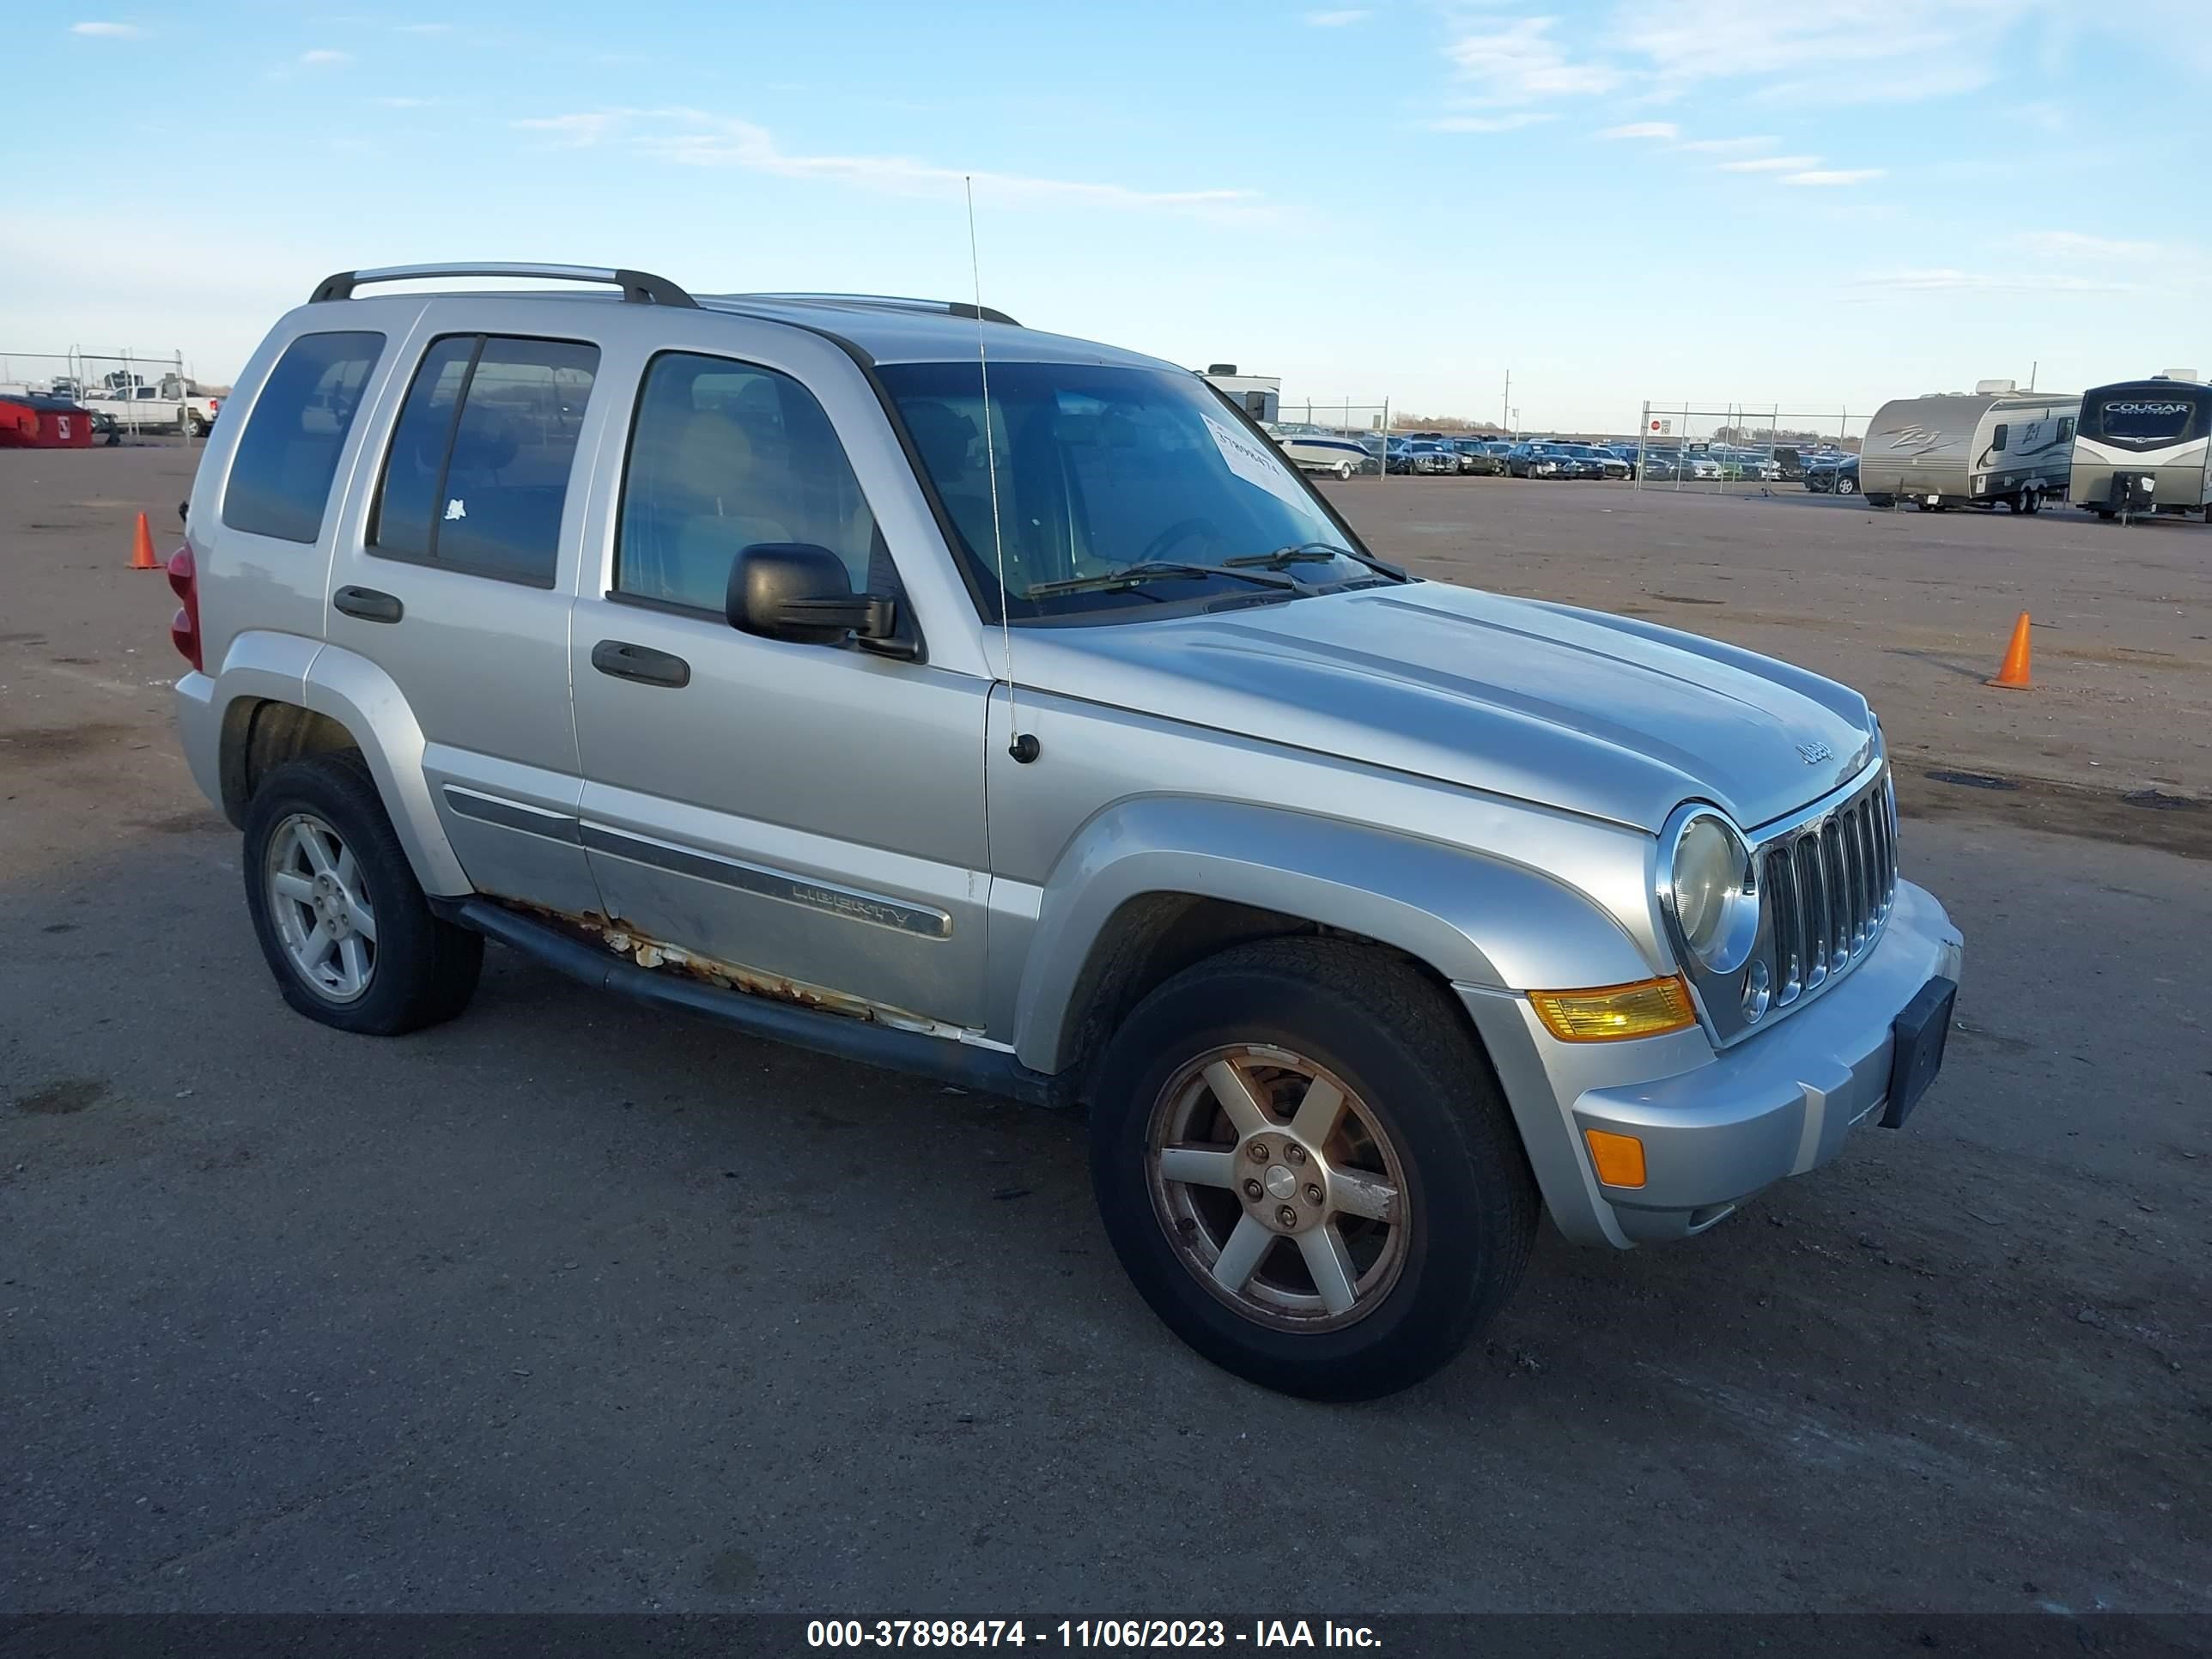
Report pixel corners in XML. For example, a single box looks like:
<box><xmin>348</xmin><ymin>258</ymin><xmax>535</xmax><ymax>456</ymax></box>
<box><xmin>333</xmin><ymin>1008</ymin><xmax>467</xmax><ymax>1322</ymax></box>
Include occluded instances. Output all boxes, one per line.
<box><xmin>1015</xmin><ymin>582</ymin><xmax>1876</xmax><ymax>833</ymax></box>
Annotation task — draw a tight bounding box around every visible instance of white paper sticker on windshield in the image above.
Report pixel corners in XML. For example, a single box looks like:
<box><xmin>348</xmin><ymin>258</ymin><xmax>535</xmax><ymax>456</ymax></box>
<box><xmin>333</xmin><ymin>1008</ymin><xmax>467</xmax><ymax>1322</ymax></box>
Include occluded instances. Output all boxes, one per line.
<box><xmin>1201</xmin><ymin>411</ymin><xmax>1315</xmax><ymax>511</ymax></box>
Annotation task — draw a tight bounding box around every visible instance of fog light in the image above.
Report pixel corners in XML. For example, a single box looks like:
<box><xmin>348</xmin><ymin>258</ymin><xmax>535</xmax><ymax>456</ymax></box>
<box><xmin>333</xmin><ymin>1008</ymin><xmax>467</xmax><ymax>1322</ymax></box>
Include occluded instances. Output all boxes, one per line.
<box><xmin>1583</xmin><ymin>1128</ymin><xmax>1647</xmax><ymax>1188</ymax></box>
<box><xmin>1529</xmin><ymin>976</ymin><xmax>1697</xmax><ymax>1042</ymax></box>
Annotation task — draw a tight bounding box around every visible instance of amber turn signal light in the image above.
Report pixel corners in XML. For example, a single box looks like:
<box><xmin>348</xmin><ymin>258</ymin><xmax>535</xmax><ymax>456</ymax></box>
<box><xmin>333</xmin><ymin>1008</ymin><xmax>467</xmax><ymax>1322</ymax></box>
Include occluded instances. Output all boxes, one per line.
<box><xmin>1528</xmin><ymin>975</ymin><xmax>1697</xmax><ymax>1042</ymax></box>
<box><xmin>1582</xmin><ymin>1128</ymin><xmax>1648</xmax><ymax>1189</ymax></box>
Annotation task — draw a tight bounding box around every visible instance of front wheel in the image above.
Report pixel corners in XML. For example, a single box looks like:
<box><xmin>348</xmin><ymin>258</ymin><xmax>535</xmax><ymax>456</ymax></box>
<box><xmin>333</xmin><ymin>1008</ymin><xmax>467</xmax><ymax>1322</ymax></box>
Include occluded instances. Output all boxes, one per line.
<box><xmin>1089</xmin><ymin>939</ymin><xmax>1538</xmax><ymax>1400</ymax></box>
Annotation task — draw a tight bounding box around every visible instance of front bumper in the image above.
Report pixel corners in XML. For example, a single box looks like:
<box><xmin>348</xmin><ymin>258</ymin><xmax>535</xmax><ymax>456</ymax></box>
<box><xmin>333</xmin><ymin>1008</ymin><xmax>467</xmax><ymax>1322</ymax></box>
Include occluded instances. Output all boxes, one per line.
<box><xmin>1459</xmin><ymin>878</ymin><xmax>1964</xmax><ymax>1248</ymax></box>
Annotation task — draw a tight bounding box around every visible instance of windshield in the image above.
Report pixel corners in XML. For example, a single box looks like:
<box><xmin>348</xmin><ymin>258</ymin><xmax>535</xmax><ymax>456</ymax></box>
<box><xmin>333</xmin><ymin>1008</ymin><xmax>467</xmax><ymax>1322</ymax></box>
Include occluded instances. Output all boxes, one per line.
<box><xmin>878</xmin><ymin>362</ymin><xmax>1382</xmax><ymax>620</ymax></box>
<box><xmin>2084</xmin><ymin>392</ymin><xmax>2200</xmax><ymax>447</ymax></box>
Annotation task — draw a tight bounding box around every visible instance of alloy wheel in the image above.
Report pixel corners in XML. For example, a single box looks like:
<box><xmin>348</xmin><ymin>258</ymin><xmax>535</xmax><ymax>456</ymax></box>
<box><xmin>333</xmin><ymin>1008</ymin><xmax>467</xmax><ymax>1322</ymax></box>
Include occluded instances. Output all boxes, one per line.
<box><xmin>1146</xmin><ymin>1045</ymin><xmax>1409</xmax><ymax>1331</ymax></box>
<box><xmin>264</xmin><ymin>811</ymin><xmax>378</xmax><ymax>1002</ymax></box>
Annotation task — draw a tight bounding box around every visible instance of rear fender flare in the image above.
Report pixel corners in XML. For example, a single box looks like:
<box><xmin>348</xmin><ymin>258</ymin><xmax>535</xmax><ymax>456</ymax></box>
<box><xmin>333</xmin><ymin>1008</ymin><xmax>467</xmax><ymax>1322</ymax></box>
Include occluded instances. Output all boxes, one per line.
<box><xmin>210</xmin><ymin>631</ymin><xmax>467</xmax><ymax>894</ymax></box>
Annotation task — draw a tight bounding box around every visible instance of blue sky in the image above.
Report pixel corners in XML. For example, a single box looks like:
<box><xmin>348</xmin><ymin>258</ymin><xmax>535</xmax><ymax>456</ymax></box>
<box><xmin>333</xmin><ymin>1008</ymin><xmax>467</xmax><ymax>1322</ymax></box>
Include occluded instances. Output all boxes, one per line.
<box><xmin>4</xmin><ymin>1</ymin><xmax>2206</xmax><ymax>428</ymax></box>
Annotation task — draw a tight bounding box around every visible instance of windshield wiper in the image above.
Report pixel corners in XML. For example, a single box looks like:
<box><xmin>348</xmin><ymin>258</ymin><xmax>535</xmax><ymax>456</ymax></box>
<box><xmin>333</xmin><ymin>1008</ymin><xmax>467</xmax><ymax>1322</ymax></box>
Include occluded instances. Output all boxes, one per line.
<box><xmin>1225</xmin><ymin>541</ymin><xmax>1406</xmax><ymax>580</ymax></box>
<box><xmin>1024</xmin><ymin>561</ymin><xmax>1298</xmax><ymax>599</ymax></box>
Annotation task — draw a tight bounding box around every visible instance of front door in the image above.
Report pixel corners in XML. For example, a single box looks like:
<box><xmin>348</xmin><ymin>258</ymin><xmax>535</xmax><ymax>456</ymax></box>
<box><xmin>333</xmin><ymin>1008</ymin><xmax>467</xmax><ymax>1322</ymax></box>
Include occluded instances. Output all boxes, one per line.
<box><xmin>566</xmin><ymin>345</ymin><xmax>991</xmax><ymax>1029</ymax></box>
<box><xmin>323</xmin><ymin>320</ymin><xmax>606</xmax><ymax>916</ymax></box>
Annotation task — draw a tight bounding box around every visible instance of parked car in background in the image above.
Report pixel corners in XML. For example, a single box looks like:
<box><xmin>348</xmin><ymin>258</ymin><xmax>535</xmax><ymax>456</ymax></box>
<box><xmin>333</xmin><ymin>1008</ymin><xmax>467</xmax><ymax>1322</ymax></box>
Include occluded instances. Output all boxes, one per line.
<box><xmin>1451</xmin><ymin>438</ymin><xmax>1504</xmax><ymax>475</ymax></box>
<box><xmin>1400</xmin><ymin>439</ymin><xmax>1460</xmax><ymax>475</ymax></box>
<box><xmin>1507</xmin><ymin>441</ymin><xmax>1578</xmax><ymax>478</ymax></box>
<box><xmin>82</xmin><ymin>376</ymin><xmax>222</xmax><ymax>436</ymax></box>
<box><xmin>173</xmin><ymin>260</ymin><xmax>1962</xmax><ymax>1401</ymax></box>
<box><xmin>1805</xmin><ymin>454</ymin><xmax>1861</xmax><ymax>495</ymax></box>
<box><xmin>1717</xmin><ymin>453</ymin><xmax>1782</xmax><ymax>483</ymax></box>
<box><xmin>1560</xmin><ymin>443</ymin><xmax>1630</xmax><ymax>481</ymax></box>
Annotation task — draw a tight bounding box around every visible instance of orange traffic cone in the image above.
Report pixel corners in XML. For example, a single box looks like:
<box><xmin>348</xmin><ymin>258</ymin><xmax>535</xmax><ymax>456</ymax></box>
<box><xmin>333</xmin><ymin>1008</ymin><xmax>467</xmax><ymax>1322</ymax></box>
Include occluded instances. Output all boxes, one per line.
<box><xmin>1987</xmin><ymin>611</ymin><xmax>2033</xmax><ymax>690</ymax></box>
<box><xmin>130</xmin><ymin>512</ymin><xmax>160</xmax><ymax>571</ymax></box>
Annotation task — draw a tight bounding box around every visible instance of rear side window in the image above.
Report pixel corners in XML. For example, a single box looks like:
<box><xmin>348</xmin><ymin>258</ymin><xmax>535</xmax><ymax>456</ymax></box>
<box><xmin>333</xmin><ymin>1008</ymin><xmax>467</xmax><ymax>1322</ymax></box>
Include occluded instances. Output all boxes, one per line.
<box><xmin>1990</xmin><ymin>423</ymin><xmax>2008</xmax><ymax>453</ymax></box>
<box><xmin>615</xmin><ymin>350</ymin><xmax>884</xmax><ymax>611</ymax></box>
<box><xmin>372</xmin><ymin>333</ymin><xmax>599</xmax><ymax>587</ymax></box>
<box><xmin>222</xmin><ymin>331</ymin><xmax>385</xmax><ymax>543</ymax></box>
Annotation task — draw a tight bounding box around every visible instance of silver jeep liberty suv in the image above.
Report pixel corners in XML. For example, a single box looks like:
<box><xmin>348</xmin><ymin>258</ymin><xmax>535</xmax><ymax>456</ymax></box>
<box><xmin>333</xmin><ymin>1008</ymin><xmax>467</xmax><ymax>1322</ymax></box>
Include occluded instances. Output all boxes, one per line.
<box><xmin>169</xmin><ymin>263</ymin><xmax>1964</xmax><ymax>1399</ymax></box>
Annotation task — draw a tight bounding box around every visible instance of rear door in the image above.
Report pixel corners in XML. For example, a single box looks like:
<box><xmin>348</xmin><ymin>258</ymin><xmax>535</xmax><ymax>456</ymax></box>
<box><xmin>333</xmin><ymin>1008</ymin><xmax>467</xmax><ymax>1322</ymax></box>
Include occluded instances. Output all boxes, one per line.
<box><xmin>564</xmin><ymin>325</ymin><xmax>992</xmax><ymax>1029</ymax></box>
<box><xmin>322</xmin><ymin>309</ymin><xmax>609</xmax><ymax>916</ymax></box>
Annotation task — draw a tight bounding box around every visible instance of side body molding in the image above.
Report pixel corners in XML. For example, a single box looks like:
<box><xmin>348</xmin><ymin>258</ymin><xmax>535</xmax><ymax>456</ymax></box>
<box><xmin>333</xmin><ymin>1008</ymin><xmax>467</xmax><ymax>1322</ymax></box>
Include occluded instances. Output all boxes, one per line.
<box><xmin>1009</xmin><ymin>797</ymin><xmax>1658</xmax><ymax>1074</ymax></box>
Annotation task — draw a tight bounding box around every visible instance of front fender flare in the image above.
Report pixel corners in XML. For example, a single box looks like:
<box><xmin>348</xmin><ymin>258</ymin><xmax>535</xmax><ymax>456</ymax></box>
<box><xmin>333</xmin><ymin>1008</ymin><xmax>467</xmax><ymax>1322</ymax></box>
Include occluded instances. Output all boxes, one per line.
<box><xmin>1012</xmin><ymin>797</ymin><xmax>1656</xmax><ymax>1074</ymax></box>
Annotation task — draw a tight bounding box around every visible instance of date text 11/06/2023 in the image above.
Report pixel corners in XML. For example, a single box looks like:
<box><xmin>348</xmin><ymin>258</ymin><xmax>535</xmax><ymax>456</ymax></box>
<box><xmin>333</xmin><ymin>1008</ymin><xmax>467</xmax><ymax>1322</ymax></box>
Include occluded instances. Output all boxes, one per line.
<box><xmin>806</xmin><ymin>1620</ymin><xmax>1382</xmax><ymax>1649</ymax></box>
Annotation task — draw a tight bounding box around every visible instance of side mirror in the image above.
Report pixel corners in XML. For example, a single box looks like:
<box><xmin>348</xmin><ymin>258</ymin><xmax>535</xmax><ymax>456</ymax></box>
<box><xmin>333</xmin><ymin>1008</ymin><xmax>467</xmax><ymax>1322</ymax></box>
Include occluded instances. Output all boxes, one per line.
<box><xmin>726</xmin><ymin>543</ymin><xmax>897</xmax><ymax>647</ymax></box>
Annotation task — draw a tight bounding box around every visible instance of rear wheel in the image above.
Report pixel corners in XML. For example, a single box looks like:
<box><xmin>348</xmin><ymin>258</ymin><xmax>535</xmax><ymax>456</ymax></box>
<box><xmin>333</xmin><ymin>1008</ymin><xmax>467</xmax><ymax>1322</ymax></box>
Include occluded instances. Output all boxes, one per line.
<box><xmin>1089</xmin><ymin>939</ymin><xmax>1537</xmax><ymax>1401</ymax></box>
<box><xmin>242</xmin><ymin>751</ymin><xmax>483</xmax><ymax>1036</ymax></box>
<box><xmin>1335</xmin><ymin>460</ymin><xmax>1353</xmax><ymax>480</ymax></box>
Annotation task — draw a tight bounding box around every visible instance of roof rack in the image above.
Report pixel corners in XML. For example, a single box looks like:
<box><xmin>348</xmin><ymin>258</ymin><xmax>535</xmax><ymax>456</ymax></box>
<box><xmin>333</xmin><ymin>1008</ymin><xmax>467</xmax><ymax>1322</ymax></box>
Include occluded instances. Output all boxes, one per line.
<box><xmin>309</xmin><ymin>263</ymin><xmax>696</xmax><ymax>308</ymax></box>
<box><xmin>729</xmin><ymin>292</ymin><xmax>1022</xmax><ymax>328</ymax></box>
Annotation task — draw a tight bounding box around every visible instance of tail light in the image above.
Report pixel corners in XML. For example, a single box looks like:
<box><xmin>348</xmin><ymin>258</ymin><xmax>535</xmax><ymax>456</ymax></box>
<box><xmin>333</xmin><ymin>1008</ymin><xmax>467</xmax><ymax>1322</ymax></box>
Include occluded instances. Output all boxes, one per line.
<box><xmin>167</xmin><ymin>544</ymin><xmax>202</xmax><ymax>671</ymax></box>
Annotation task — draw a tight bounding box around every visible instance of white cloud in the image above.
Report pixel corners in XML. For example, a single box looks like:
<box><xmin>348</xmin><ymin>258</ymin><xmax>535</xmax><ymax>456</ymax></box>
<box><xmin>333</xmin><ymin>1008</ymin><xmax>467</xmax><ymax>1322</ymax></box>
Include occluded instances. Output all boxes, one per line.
<box><xmin>1782</xmin><ymin>167</ymin><xmax>1884</xmax><ymax>185</ymax></box>
<box><xmin>1597</xmin><ymin>121</ymin><xmax>1676</xmax><ymax>141</ymax></box>
<box><xmin>1719</xmin><ymin>154</ymin><xmax>1820</xmax><ymax>172</ymax></box>
<box><xmin>70</xmin><ymin>21</ymin><xmax>143</xmax><ymax>37</ymax></box>
<box><xmin>299</xmin><ymin>48</ymin><xmax>351</xmax><ymax>66</ymax></box>
<box><xmin>1305</xmin><ymin>8</ymin><xmax>1372</xmax><ymax>24</ymax></box>
<box><xmin>2018</xmin><ymin>230</ymin><xmax>2160</xmax><ymax>261</ymax></box>
<box><xmin>1677</xmin><ymin>135</ymin><xmax>1776</xmax><ymax>154</ymax></box>
<box><xmin>514</xmin><ymin>112</ymin><xmax>615</xmax><ymax>147</ymax></box>
<box><xmin>1430</xmin><ymin>112</ymin><xmax>1555</xmax><ymax>132</ymax></box>
<box><xmin>1444</xmin><ymin>17</ymin><xmax>1621</xmax><ymax>107</ymax></box>
<box><xmin>1851</xmin><ymin>268</ymin><xmax>2135</xmax><ymax>296</ymax></box>
<box><xmin>520</xmin><ymin>109</ymin><xmax>1271</xmax><ymax>220</ymax></box>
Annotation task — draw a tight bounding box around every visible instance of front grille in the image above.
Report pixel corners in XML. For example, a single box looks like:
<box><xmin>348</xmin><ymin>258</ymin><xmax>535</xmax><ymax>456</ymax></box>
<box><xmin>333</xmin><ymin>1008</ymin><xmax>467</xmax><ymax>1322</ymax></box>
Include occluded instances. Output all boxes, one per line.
<box><xmin>1754</xmin><ymin>769</ymin><xmax>1898</xmax><ymax>1014</ymax></box>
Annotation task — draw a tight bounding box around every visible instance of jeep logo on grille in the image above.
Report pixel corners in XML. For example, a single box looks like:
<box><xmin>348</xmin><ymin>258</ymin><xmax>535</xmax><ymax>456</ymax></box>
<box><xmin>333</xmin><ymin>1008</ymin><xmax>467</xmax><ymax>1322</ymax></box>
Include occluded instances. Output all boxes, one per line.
<box><xmin>1796</xmin><ymin>741</ymin><xmax>1833</xmax><ymax>765</ymax></box>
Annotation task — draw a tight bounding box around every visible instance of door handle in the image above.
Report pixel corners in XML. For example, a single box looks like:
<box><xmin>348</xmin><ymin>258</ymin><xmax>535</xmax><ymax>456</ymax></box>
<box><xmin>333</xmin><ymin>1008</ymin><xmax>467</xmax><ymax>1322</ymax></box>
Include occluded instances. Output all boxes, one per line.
<box><xmin>591</xmin><ymin>639</ymin><xmax>691</xmax><ymax>688</ymax></box>
<box><xmin>332</xmin><ymin>586</ymin><xmax>404</xmax><ymax>624</ymax></box>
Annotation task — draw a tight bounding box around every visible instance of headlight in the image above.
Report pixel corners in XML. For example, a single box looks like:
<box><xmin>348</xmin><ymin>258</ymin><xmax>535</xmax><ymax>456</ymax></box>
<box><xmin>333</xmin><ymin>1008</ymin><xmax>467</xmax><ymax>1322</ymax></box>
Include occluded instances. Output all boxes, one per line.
<box><xmin>1662</xmin><ymin>809</ymin><xmax>1759</xmax><ymax>974</ymax></box>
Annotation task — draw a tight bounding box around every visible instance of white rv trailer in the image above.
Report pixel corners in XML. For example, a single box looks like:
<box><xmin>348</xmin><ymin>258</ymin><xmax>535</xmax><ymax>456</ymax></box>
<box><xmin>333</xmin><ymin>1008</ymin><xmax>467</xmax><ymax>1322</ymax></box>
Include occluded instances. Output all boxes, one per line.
<box><xmin>1858</xmin><ymin>380</ymin><xmax>2081</xmax><ymax>513</ymax></box>
<box><xmin>2069</xmin><ymin>374</ymin><xmax>2212</xmax><ymax>520</ymax></box>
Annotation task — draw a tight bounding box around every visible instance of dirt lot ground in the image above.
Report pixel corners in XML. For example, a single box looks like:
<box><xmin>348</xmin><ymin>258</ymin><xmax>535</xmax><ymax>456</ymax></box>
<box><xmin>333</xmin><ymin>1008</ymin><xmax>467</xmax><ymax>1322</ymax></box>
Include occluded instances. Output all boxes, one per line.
<box><xmin>3</xmin><ymin>447</ymin><xmax>2206</xmax><ymax>1617</ymax></box>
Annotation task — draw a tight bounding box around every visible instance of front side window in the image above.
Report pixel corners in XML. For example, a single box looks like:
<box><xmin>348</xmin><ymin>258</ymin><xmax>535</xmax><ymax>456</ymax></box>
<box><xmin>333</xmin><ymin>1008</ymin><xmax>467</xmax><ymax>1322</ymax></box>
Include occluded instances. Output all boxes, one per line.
<box><xmin>878</xmin><ymin>362</ymin><xmax>1383</xmax><ymax>621</ymax></box>
<box><xmin>222</xmin><ymin>331</ymin><xmax>385</xmax><ymax>544</ymax></box>
<box><xmin>372</xmin><ymin>333</ymin><xmax>599</xmax><ymax>586</ymax></box>
<box><xmin>617</xmin><ymin>351</ymin><xmax>885</xmax><ymax>611</ymax></box>
<box><xmin>1990</xmin><ymin>424</ymin><xmax>2008</xmax><ymax>453</ymax></box>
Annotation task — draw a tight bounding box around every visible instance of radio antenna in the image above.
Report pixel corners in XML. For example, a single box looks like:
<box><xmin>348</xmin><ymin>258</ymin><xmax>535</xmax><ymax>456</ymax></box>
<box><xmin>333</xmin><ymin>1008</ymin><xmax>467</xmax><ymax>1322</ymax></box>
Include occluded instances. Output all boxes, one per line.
<box><xmin>967</xmin><ymin>176</ymin><xmax>1037</xmax><ymax>763</ymax></box>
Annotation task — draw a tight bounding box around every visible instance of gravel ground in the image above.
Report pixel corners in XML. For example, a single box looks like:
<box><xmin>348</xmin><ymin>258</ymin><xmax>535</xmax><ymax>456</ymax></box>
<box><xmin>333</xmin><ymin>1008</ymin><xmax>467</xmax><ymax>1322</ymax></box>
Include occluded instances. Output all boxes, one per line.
<box><xmin>3</xmin><ymin>446</ymin><xmax>2206</xmax><ymax>1616</ymax></box>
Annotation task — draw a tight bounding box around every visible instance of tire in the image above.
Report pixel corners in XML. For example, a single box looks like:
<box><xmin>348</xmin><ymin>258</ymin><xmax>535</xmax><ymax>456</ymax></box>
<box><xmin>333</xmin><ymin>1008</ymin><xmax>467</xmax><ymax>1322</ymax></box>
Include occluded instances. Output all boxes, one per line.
<box><xmin>2095</xmin><ymin>508</ymin><xmax>2116</xmax><ymax>521</ymax></box>
<box><xmin>1335</xmin><ymin>461</ymin><xmax>1353</xmax><ymax>480</ymax></box>
<box><xmin>1088</xmin><ymin>939</ymin><xmax>1538</xmax><ymax>1401</ymax></box>
<box><xmin>241</xmin><ymin>750</ymin><xmax>483</xmax><ymax>1036</ymax></box>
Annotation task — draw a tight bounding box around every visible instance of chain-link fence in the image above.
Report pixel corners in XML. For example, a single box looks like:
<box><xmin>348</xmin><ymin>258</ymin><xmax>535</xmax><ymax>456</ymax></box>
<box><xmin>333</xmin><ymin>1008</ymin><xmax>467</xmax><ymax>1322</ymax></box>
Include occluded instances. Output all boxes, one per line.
<box><xmin>0</xmin><ymin>347</ymin><xmax>219</xmax><ymax>443</ymax></box>
<box><xmin>1273</xmin><ymin>398</ymin><xmax>1393</xmax><ymax>434</ymax></box>
<box><xmin>1629</xmin><ymin>403</ymin><xmax>1872</xmax><ymax>493</ymax></box>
